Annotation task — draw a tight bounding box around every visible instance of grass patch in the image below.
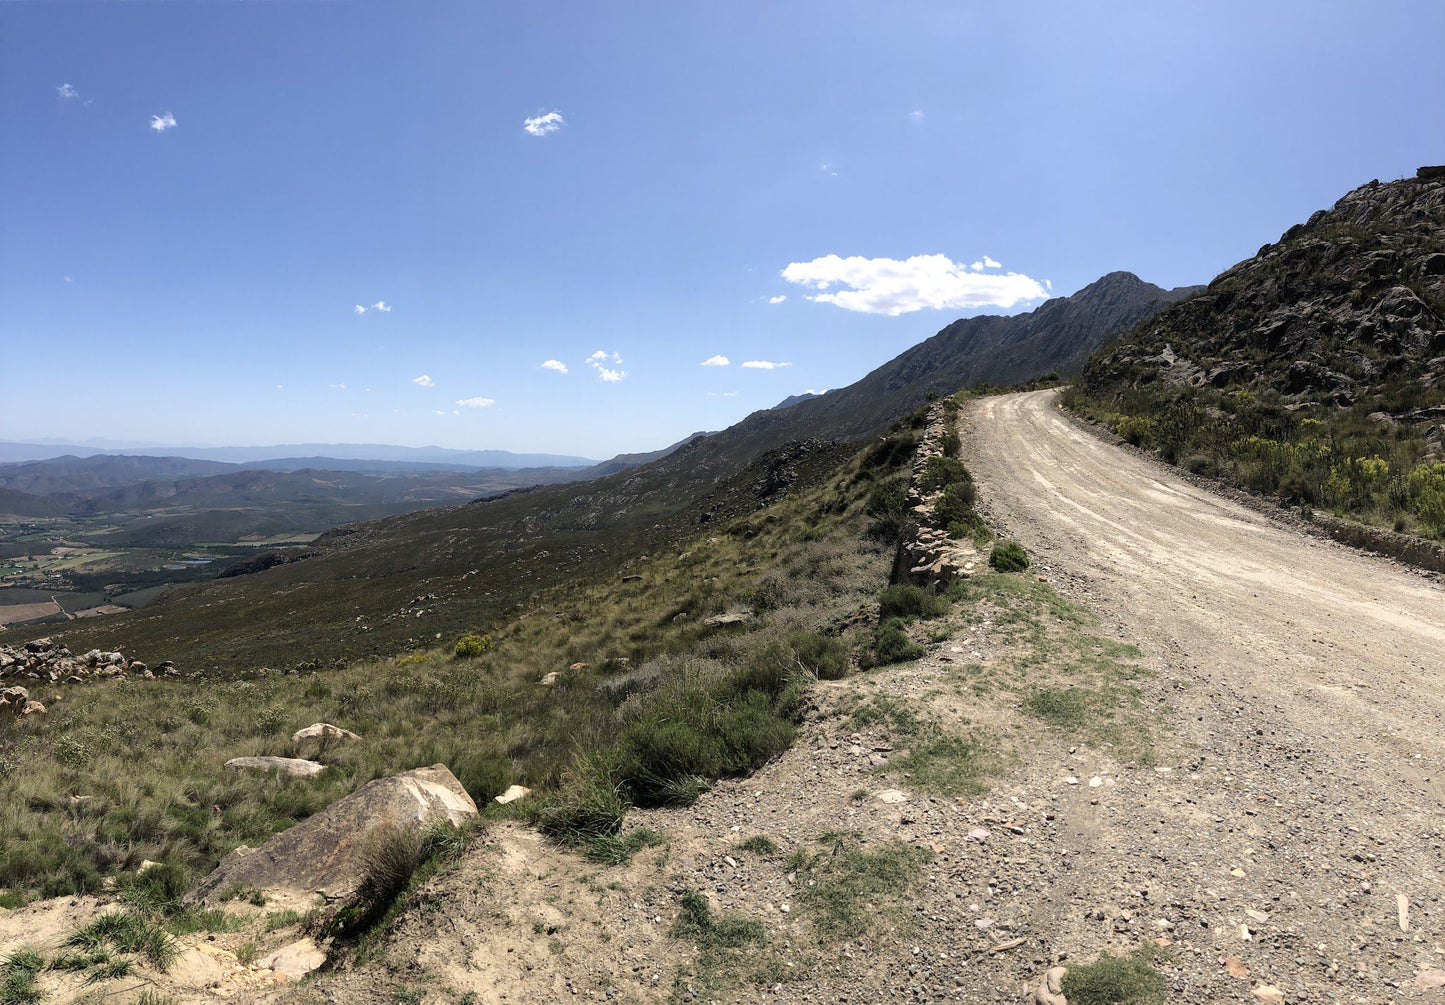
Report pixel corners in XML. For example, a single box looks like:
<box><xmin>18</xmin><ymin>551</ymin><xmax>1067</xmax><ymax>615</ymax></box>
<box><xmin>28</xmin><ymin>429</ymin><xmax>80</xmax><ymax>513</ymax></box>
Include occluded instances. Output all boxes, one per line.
<box><xmin>795</xmin><ymin>833</ymin><xmax>931</xmax><ymax>939</ymax></box>
<box><xmin>670</xmin><ymin>890</ymin><xmax>765</xmax><ymax>949</ymax></box>
<box><xmin>68</xmin><ymin>911</ymin><xmax>178</xmax><ymax>970</ymax></box>
<box><xmin>0</xmin><ymin>948</ymin><xmax>44</xmax><ymax>1005</ymax></box>
<box><xmin>1063</xmin><ymin>946</ymin><xmax>1168</xmax><ymax>1005</ymax></box>
<box><xmin>736</xmin><ymin>835</ymin><xmax>777</xmax><ymax>856</ymax></box>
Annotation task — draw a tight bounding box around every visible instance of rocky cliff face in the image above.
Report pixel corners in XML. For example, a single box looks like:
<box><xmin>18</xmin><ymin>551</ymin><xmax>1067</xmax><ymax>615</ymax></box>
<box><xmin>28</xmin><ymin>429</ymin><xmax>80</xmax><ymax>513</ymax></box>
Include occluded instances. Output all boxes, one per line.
<box><xmin>1082</xmin><ymin>168</ymin><xmax>1445</xmax><ymax>412</ymax></box>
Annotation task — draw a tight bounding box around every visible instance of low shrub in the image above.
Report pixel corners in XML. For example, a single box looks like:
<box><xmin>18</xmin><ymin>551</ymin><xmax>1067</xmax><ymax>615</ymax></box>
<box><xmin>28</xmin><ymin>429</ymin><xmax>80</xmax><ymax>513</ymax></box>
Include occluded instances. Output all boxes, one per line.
<box><xmin>860</xmin><ymin>433</ymin><xmax>917</xmax><ymax>471</ymax></box>
<box><xmin>919</xmin><ymin>457</ymin><xmax>970</xmax><ymax>493</ymax></box>
<box><xmin>941</xmin><ymin>431</ymin><xmax>961</xmax><ymax>458</ymax></box>
<box><xmin>453</xmin><ymin>633</ymin><xmax>494</xmax><ymax>659</ymax></box>
<box><xmin>989</xmin><ymin>540</ymin><xmax>1030</xmax><ymax>572</ymax></box>
<box><xmin>865</xmin><ymin>480</ymin><xmax>909</xmax><ymax>540</ymax></box>
<box><xmin>878</xmin><ymin>584</ymin><xmax>948</xmax><ymax>621</ymax></box>
<box><xmin>932</xmin><ymin>480</ymin><xmax>978</xmax><ymax>527</ymax></box>
<box><xmin>760</xmin><ymin>631</ymin><xmax>850</xmax><ymax>681</ymax></box>
<box><xmin>874</xmin><ymin>618</ymin><xmax>924</xmax><ymax>665</ymax></box>
<box><xmin>326</xmin><ymin>823</ymin><xmax>464</xmax><ymax>939</ymax></box>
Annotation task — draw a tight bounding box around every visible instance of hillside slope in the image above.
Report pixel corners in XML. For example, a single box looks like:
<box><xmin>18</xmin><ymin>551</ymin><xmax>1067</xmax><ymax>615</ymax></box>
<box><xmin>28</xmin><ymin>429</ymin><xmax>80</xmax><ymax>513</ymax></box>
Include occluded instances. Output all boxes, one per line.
<box><xmin>1</xmin><ymin>272</ymin><xmax>1187</xmax><ymax>671</ymax></box>
<box><xmin>1071</xmin><ymin>168</ymin><xmax>1445</xmax><ymax>537</ymax></box>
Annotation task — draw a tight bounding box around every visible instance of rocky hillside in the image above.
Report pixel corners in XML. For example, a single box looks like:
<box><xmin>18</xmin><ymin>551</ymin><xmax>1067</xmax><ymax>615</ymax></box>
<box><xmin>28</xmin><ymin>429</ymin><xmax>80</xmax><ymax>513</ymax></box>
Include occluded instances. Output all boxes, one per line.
<box><xmin>1069</xmin><ymin>168</ymin><xmax>1445</xmax><ymax>542</ymax></box>
<box><xmin>743</xmin><ymin>270</ymin><xmax>1197</xmax><ymax>447</ymax></box>
<box><xmin>1082</xmin><ymin>168</ymin><xmax>1445</xmax><ymax>412</ymax></box>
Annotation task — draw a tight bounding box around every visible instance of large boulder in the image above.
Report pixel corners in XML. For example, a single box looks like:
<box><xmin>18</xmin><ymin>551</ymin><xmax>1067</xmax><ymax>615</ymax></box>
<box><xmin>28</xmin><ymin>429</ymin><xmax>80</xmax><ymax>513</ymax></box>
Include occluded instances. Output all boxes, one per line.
<box><xmin>189</xmin><ymin>764</ymin><xmax>477</xmax><ymax>904</ymax></box>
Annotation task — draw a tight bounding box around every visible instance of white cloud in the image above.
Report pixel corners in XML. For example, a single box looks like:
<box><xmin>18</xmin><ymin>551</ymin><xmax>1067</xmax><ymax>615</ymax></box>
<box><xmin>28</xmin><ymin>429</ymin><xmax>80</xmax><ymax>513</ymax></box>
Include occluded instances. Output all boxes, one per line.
<box><xmin>540</xmin><ymin>359</ymin><xmax>569</xmax><ymax>374</ymax></box>
<box><xmin>63</xmin><ymin>275</ymin><xmax>74</xmax><ymax>284</ymax></box>
<box><xmin>433</xmin><ymin>408</ymin><xmax>460</xmax><ymax>417</ymax></box>
<box><xmin>371</xmin><ymin>300</ymin><xmax>392</xmax><ymax>312</ymax></box>
<box><xmin>818</xmin><ymin>162</ymin><xmax>838</xmax><ymax>177</ymax></box>
<box><xmin>58</xmin><ymin>83</ymin><xmax>79</xmax><ymax>100</ymax></box>
<box><xmin>353</xmin><ymin>305</ymin><xmax>367</xmax><ymax>315</ymax></box>
<box><xmin>329</xmin><ymin>382</ymin><xmax>348</xmax><ymax>390</ymax></box>
<box><xmin>781</xmin><ymin>253</ymin><xmax>1048</xmax><ymax>316</ymax></box>
<box><xmin>707</xmin><ymin>391</ymin><xmax>739</xmax><ymax>398</ymax></box>
<box><xmin>587</xmin><ymin>349</ymin><xmax>626</xmax><ymax>383</ymax></box>
<box><xmin>456</xmin><ymin>397</ymin><xmax>495</xmax><ymax>409</ymax></box>
<box><xmin>411</xmin><ymin>374</ymin><xmax>435</xmax><ymax>387</ymax></box>
<box><xmin>741</xmin><ymin>360</ymin><xmax>791</xmax><ymax>370</ymax></box>
<box><xmin>700</xmin><ymin>355</ymin><xmax>730</xmax><ymax>367</ymax></box>
<box><xmin>768</xmin><ymin>295</ymin><xmax>787</xmax><ymax>304</ymax></box>
<box><xmin>524</xmin><ymin>111</ymin><xmax>565</xmax><ymax>137</ymax></box>
<box><xmin>969</xmin><ymin>256</ymin><xmax>1002</xmax><ymax>270</ymax></box>
<box><xmin>908</xmin><ymin>109</ymin><xmax>924</xmax><ymax>121</ymax></box>
<box><xmin>149</xmin><ymin>112</ymin><xmax>177</xmax><ymax>132</ymax></box>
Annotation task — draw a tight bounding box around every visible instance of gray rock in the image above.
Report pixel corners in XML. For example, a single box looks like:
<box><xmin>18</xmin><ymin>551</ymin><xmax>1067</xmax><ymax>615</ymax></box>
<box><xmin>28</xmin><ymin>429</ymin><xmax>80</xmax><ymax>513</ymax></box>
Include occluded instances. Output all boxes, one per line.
<box><xmin>225</xmin><ymin>756</ymin><xmax>327</xmax><ymax>778</ymax></box>
<box><xmin>189</xmin><ymin>764</ymin><xmax>477</xmax><ymax>904</ymax></box>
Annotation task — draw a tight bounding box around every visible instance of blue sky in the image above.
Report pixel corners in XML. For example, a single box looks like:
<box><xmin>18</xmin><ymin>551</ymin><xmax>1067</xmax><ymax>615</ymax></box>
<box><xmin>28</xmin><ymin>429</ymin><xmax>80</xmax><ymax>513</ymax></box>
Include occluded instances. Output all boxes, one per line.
<box><xmin>3</xmin><ymin>1</ymin><xmax>1442</xmax><ymax>459</ymax></box>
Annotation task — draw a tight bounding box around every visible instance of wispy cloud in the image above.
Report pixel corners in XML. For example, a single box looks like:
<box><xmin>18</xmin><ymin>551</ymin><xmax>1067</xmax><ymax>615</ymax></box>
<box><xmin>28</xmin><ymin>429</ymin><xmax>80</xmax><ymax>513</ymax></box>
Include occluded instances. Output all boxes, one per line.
<box><xmin>433</xmin><ymin>408</ymin><xmax>460</xmax><ymax>417</ymax></box>
<box><xmin>149</xmin><ymin>112</ymin><xmax>177</xmax><ymax>133</ymax></box>
<box><xmin>781</xmin><ymin>253</ymin><xmax>1047</xmax><ymax>316</ymax></box>
<box><xmin>707</xmin><ymin>391</ymin><xmax>739</xmax><ymax>398</ymax></box>
<box><xmin>767</xmin><ymin>295</ymin><xmax>787</xmax><ymax>304</ymax></box>
<box><xmin>329</xmin><ymin>382</ymin><xmax>348</xmax><ymax>390</ymax></box>
<box><xmin>818</xmin><ymin>162</ymin><xmax>838</xmax><ymax>177</ymax></box>
<box><xmin>908</xmin><ymin>109</ymin><xmax>925</xmax><ymax>122</ymax></box>
<box><xmin>969</xmin><ymin>256</ymin><xmax>1002</xmax><ymax>270</ymax></box>
<box><xmin>741</xmin><ymin>360</ymin><xmax>791</xmax><ymax>370</ymax></box>
<box><xmin>456</xmin><ymin>397</ymin><xmax>495</xmax><ymax>409</ymax></box>
<box><xmin>700</xmin><ymin>355</ymin><xmax>730</xmax><ymax>367</ymax></box>
<box><xmin>524</xmin><ymin>111</ymin><xmax>565</xmax><ymax>137</ymax></box>
<box><xmin>353</xmin><ymin>305</ymin><xmax>367</xmax><ymax>315</ymax></box>
<box><xmin>57</xmin><ymin>83</ymin><xmax>79</xmax><ymax>100</ymax></box>
<box><xmin>354</xmin><ymin>300</ymin><xmax>391</xmax><ymax>315</ymax></box>
<box><xmin>540</xmin><ymin>359</ymin><xmax>569</xmax><ymax>374</ymax></box>
<box><xmin>411</xmin><ymin>374</ymin><xmax>435</xmax><ymax>387</ymax></box>
<box><xmin>587</xmin><ymin>350</ymin><xmax>626</xmax><ymax>383</ymax></box>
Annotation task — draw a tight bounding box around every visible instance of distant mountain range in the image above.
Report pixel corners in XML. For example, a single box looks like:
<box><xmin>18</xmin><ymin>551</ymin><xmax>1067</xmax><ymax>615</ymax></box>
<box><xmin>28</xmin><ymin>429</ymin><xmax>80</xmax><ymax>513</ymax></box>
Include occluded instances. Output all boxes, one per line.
<box><xmin>0</xmin><ymin>441</ymin><xmax>601</xmax><ymax>469</ymax></box>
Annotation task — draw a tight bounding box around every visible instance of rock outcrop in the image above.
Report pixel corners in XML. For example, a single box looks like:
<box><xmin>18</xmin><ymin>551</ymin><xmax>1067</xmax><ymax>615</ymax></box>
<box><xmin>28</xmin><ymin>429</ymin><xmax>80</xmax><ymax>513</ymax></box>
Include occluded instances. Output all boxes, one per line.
<box><xmin>189</xmin><ymin>764</ymin><xmax>477</xmax><ymax>904</ymax></box>
<box><xmin>0</xmin><ymin>639</ymin><xmax>177</xmax><ymax>686</ymax></box>
<box><xmin>1082</xmin><ymin>171</ymin><xmax>1445</xmax><ymax>415</ymax></box>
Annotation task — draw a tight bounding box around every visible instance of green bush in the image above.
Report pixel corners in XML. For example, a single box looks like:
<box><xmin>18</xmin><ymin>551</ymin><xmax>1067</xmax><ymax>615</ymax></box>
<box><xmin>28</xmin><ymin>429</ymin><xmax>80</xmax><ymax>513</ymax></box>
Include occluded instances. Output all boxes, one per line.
<box><xmin>932</xmin><ymin>480</ymin><xmax>978</xmax><ymax>527</ymax></box>
<box><xmin>453</xmin><ymin>633</ymin><xmax>494</xmax><ymax>659</ymax></box>
<box><xmin>878</xmin><ymin>584</ymin><xmax>948</xmax><ymax>621</ymax></box>
<box><xmin>860</xmin><ymin>433</ymin><xmax>917</xmax><ymax>470</ymax></box>
<box><xmin>874</xmin><ymin>618</ymin><xmax>924</xmax><ymax>665</ymax></box>
<box><xmin>989</xmin><ymin>540</ymin><xmax>1030</xmax><ymax>572</ymax></box>
<box><xmin>865</xmin><ymin>479</ymin><xmax>910</xmax><ymax>540</ymax></box>
<box><xmin>761</xmin><ymin>631</ymin><xmax>850</xmax><ymax>681</ymax></box>
<box><xmin>919</xmin><ymin>456</ymin><xmax>970</xmax><ymax>493</ymax></box>
<box><xmin>941</xmin><ymin>431</ymin><xmax>961</xmax><ymax>458</ymax></box>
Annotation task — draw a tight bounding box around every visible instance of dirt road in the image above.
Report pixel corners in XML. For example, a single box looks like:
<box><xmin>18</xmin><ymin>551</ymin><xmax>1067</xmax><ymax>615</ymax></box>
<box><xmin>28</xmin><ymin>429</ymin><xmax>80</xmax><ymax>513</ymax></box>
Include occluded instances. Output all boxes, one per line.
<box><xmin>967</xmin><ymin>389</ymin><xmax>1445</xmax><ymax>1001</ymax></box>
